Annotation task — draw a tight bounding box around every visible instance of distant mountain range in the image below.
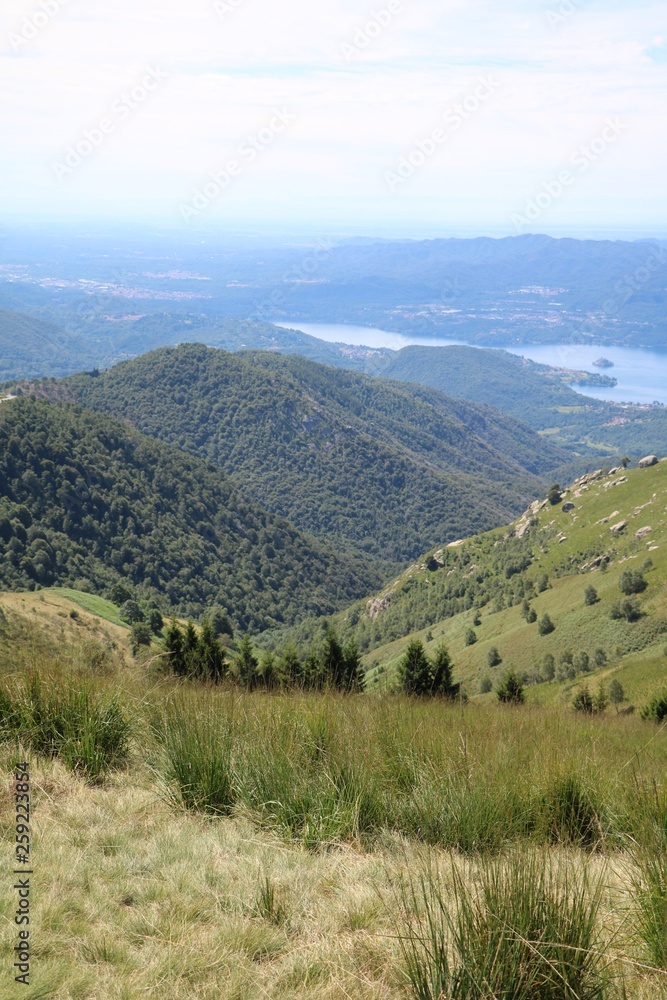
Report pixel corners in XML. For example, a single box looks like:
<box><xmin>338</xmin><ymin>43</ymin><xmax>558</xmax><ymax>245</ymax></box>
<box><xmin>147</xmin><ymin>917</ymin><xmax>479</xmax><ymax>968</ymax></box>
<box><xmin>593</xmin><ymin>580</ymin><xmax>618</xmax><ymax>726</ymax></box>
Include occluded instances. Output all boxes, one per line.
<box><xmin>2</xmin><ymin>232</ymin><xmax>666</xmax><ymax>349</ymax></box>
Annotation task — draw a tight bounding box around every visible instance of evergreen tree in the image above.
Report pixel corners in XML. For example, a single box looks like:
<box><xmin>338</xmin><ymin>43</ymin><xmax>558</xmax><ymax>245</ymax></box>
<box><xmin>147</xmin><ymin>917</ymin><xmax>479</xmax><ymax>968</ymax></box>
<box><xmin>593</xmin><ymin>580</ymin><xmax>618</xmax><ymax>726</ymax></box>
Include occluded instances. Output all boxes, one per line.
<box><xmin>183</xmin><ymin>621</ymin><xmax>200</xmax><ymax>677</ymax></box>
<box><xmin>259</xmin><ymin>650</ymin><xmax>279</xmax><ymax>690</ymax></box>
<box><xmin>497</xmin><ymin>670</ymin><xmax>525</xmax><ymax>704</ymax></box>
<box><xmin>342</xmin><ymin>638</ymin><xmax>365</xmax><ymax>692</ymax></box>
<box><xmin>431</xmin><ymin>644</ymin><xmax>455</xmax><ymax>697</ymax></box>
<box><xmin>399</xmin><ymin>639</ymin><xmax>432</xmax><ymax>696</ymax></box>
<box><xmin>237</xmin><ymin>634</ymin><xmax>259</xmax><ymax>689</ymax></box>
<box><xmin>199</xmin><ymin>618</ymin><xmax>226</xmax><ymax>683</ymax></box>
<box><xmin>320</xmin><ymin>626</ymin><xmax>345</xmax><ymax>688</ymax></box>
<box><xmin>164</xmin><ymin>619</ymin><xmax>186</xmax><ymax>675</ymax></box>
<box><xmin>278</xmin><ymin>644</ymin><xmax>302</xmax><ymax>687</ymax></box>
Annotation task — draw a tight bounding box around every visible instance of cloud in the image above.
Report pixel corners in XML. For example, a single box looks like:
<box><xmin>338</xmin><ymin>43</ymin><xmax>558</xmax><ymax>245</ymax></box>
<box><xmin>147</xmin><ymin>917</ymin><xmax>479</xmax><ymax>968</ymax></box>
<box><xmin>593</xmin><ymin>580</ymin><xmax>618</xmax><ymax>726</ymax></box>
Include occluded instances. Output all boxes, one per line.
<box><xmin>0</xmin><ymin>0</ymin><xmax>665</xmax><ymax>234</ymax></box>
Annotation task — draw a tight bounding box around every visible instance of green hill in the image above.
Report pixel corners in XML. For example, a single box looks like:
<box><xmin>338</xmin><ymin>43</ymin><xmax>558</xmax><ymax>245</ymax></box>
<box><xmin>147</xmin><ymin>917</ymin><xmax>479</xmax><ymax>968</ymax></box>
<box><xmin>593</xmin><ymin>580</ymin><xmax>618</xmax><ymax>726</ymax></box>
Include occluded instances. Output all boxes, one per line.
<box><xmin>371</xmin><ymin>345</ymin><xmax>667</xmax><ymax>457</ymax></box>
<box><xmin>0</xmin><ymin>396</ymin><xmax>377</xmax><ymax>628</ymax></box>
<box><xmin>273</xmin><ymin>458</ymin><xmax>667</xmax><ymax>706</ymax></box>
<box><xmin>0</xmin><ymin>308</ymin><xmax>95</xmax><ymax>380</ymax></box>
<box><xmin>27</xmin><ymin>344</ymin><xmax>570</xmax><ymax>571</ymax></box>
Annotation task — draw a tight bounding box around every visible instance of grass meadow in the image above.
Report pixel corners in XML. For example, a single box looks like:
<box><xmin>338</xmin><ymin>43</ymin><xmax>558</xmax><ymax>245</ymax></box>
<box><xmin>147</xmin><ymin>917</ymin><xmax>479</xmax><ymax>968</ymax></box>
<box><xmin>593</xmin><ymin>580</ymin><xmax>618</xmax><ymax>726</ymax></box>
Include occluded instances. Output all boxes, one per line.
<box><xmin>1</xmin><ymin>602</ymin><xmax>667</xmax><ymax>998</ymax></box>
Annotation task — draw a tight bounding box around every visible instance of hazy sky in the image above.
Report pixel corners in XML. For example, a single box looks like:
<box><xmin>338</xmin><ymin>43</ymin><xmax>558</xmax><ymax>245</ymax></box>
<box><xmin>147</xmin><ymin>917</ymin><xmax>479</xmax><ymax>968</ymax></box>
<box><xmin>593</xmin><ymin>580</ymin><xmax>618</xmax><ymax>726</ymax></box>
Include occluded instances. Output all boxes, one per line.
<box><xmin>1</xmin><ymin>0</ymin><xmax>665</xmax><ymax>237</ymax></box>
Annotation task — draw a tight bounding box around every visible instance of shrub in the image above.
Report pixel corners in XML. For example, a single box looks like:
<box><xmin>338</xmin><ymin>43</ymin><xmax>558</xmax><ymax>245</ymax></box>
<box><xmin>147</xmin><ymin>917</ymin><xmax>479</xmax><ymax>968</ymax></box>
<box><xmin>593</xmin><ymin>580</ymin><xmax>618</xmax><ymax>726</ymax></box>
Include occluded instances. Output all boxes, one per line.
<box><xmin>487</xmin><ymin>646</ymin><xmax>502</xmax><ymax>668</ymax></box>
<box><xmin>536</xmin><ymin>572</ymin><xmax>549</xmax><ymax>593</ymax></box>
<box><xmin>496</xmin><ymin>671</ymin><xmax>524</xmax><ymax>705</ymax></box>
<box><xmin>130</xmin><ymin>622</ymin><xmax>152</xmax><ymax>654</ymax></box>
<box><xmin>574</xmin><ymin>651</ymin><xmax>591</xmax><ymax>674</ymax></box>
<box><xmin>573</xmin><ymin>687</ymin><xmax>595</xmax><ymax>714</ymax></box>
<box><xmin>542</xmin><ymin>654</ymin><xmax>555</xmax><ymax>681</ymax></box>
<box><xmin>608</xmin><ymin>679</ymin><xmax>625</xmax><ymax>711</ymax></box>
<box><xmin>620</xmin><ymin>570</ymin><xmax>647</xmax><ymax>595</ymax></box>
<box><xmin>594</xmin><ymin>648</ymin><xmax>607</xmax><ymax>668</ymax></box>
<box><xmin>538</xmin><ymin>613</ymin><xmax>555</xmax><ymax>635</ymax></box>
<box><xmin>547</xmin><ymin>483</ymin><xmax>563</xmax><ymax>505</ymax></box>
<box><xmin>641</xmin><ymin>692</ymin><xmax>667</xmax><ymax>723</ymax></box>
<box><xmin>584</xmin><ymin>585</ymin><xmax>598</xmax><ymax>606</ymax></box>
<box><xmin>479</xmin><ymin>676</ymin><xmax>492</xmax><ymax>694</ymax></box>
<box><xmin>464</xmin><ymin>628</ymin><xmax>477</xmax><ymax>646</ymax></box>
<box><xmin>620</xmin><ymin>598</ymin><xmax>641</xmax><ymax>622</ymax></box>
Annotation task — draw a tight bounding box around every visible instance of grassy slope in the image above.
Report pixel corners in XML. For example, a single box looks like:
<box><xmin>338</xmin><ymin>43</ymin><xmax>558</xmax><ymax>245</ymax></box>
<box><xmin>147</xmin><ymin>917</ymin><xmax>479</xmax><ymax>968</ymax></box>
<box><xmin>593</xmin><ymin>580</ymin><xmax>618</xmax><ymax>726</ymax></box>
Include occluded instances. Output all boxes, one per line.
<box><xmin>359</xmin><ymin>459</ymin><xmax>667</xmax><ymax>705</ymax></box>
<box><xmin>0</xmin><ymin>604</ymin><xmax>666</xmax><ymax>997</ymax></box>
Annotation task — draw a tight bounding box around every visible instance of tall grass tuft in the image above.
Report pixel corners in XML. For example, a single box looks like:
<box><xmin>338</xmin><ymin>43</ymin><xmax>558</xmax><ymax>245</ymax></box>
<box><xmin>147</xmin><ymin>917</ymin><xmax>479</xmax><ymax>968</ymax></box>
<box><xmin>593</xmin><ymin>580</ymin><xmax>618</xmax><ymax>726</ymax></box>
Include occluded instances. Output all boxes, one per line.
<box><xmin>630</xmin><ymin>845</ymin><xmax>667</xmax><ymax>970</ymax></box>
<box><xmin>0</xmin><ymin>672</ymin><xmax>130</xmax><ymax>780</ymax></box>
<box><xmin>154</xmin><ymin>693</ymin><xmax>236</xmax><ymax>815</ymax></box>
<box><xmin>398</xmin><ymin>851</ymin><xmax>610</xmax><ymax>999</ymax></box>
<box><xmin>541</xmin><ymin>775</ymin><xmax>602</xmax><ymax>849</ymax></box>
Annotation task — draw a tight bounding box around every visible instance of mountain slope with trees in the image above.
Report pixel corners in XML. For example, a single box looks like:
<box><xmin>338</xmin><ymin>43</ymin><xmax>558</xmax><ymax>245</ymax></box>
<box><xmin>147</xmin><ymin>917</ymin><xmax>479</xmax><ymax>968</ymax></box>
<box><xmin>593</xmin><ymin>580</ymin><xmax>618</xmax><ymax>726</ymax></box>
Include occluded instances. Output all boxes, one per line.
<box><xmin>271</xmin><ymin>458</ymin><xmax>667</xmax><ymax>707</ymax></box>
<box><xmin>0</xmin><ymin>396</ymin><xmax>378</xmax><ymax>628</ymax></box>
<box><xmin>28</xmin><ymin>344</ymin><xmax>572</xmax><ymax>570</ymax></box>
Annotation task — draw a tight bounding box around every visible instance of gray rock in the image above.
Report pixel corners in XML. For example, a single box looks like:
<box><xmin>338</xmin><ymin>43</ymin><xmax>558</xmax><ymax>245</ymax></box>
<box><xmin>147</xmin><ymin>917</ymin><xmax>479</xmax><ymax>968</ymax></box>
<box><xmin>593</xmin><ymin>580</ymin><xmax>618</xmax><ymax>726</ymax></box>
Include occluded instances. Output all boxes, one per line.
<box><xmin>635</xmin><ymin>526</ymin><xmax>653</xmax><ymax>539</ymax></box>
<box><xmin>638</xmin><ymin>455</ymin><xmax>659</xmax><ymax>468</ymax></box>
<box><xmin>610</xmin><ymin>520</ymin><xmax>628</xmax><ymax>534</ymax></box>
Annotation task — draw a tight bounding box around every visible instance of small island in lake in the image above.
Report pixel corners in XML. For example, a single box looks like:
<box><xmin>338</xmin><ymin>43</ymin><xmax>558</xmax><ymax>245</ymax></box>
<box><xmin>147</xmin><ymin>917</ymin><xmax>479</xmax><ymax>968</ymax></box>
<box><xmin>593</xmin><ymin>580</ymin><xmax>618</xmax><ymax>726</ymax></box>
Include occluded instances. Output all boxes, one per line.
<box><xmin>592</xmin><ymin>357</ymin><xmax>615</xmax><ymax>368</ymax></box>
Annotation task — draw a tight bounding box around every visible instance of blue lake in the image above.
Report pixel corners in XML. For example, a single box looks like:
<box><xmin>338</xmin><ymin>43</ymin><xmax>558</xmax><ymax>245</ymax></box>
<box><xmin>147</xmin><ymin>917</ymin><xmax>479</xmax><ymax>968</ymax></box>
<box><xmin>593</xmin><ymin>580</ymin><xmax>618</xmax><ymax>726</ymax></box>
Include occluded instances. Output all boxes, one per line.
<box><xmin>276</xmin><ymin>322</ymin><xmax>667</xmax><ymax>406</ymax></box>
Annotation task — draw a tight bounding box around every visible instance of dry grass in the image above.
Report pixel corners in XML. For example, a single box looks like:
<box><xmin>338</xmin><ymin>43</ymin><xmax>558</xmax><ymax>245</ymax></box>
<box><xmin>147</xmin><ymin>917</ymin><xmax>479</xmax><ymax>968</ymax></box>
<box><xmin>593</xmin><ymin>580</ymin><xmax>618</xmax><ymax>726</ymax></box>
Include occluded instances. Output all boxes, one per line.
<box><xmin>1</xmin><ymin>600</ymin><xmax>667</xmax><ymax>998</ymax></box>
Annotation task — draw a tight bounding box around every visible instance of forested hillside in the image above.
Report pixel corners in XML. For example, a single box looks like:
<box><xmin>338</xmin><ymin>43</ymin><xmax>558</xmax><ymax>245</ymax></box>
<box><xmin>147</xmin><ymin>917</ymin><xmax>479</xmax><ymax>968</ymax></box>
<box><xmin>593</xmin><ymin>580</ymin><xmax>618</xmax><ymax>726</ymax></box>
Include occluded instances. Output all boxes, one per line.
<box><xmin>30</xmin><ymin>344</ymin><xmax>571</xmax><ymax>569</ymax></box>
<box><xmin>0</xmin><ymin>397</ymin><xmax>378</xmax><ymax>627</ymax></box>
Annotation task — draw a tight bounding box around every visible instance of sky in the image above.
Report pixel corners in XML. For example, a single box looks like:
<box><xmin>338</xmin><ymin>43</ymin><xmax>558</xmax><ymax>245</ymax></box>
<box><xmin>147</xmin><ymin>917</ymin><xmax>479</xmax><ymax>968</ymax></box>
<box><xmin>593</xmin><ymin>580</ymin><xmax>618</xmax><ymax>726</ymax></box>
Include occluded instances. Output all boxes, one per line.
<box><xmin>1</xmin><ymin>0</ymin><xmax>666</xmax><ymax>238</ymax></box>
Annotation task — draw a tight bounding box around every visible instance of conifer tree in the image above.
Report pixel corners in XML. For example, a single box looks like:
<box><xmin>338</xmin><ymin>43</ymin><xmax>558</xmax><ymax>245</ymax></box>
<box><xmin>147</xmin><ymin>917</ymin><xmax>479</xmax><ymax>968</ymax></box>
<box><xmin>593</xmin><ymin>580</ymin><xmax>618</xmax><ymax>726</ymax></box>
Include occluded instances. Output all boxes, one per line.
<box><xmin>164</xmin><ymin>619</ymin><xmax>186</xmax><ymax>675</ymax></box>
<box><xmin>199</xmin><ymin>618</ymin><xmax>226</xmax><ymax>683</ymax></box>
<box><xmin>342</xmin><ymin>638</ymin><xmax>365</xmax><ymax>692</ymax></box>
<box><xmin>237</xmin><ymin>634</ymin><xmax>259</xmax><ymax>689</ymax></box>
<box><xmin>399</xmin><ymin>639</ymin><xmax>432</xmax><ymax>696</ymax></box>
<box><xmin>431</xmin><ymin>644</ymin><xmax>454</xmax><ymax>696</ymax></box>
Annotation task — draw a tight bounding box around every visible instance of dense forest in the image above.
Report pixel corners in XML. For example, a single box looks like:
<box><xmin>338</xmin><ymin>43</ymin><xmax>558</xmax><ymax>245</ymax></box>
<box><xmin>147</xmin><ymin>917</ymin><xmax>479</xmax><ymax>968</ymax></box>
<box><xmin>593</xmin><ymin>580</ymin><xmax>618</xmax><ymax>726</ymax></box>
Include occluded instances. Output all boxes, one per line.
<box><xmin>26</xmin><ymin>344</ymin><xmax>569</xmax><ymax>570</ymax></box>
<box><xmin>0</xmin><ymin>397</ymin><xmax>378</xmax><ymax>627</ymax></box>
